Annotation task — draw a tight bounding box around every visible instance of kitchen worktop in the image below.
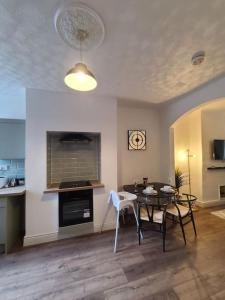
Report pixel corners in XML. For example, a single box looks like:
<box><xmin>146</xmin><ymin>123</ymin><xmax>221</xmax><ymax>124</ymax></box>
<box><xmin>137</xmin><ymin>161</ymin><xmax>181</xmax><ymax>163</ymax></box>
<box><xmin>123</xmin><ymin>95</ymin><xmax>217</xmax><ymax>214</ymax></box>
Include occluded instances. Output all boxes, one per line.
<box><xmin>44</xmin><ymin>181</ymin><xmax>104</xmax><ymax>193</ymax></box>
<box><xmin>0</xmin><ymin>186</ymin><xmax>26</xmax><ymax>197</ymax></box>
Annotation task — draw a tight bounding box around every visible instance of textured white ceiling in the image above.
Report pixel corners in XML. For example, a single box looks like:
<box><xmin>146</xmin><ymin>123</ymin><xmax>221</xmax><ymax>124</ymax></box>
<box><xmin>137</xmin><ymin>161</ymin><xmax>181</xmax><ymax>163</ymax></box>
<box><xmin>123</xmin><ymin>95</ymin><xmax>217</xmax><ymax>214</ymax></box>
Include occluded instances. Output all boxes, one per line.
<box><xmin>1</xmin><ymin>0</ymin><xmax>225</xmax><ymax>103</ymax></box>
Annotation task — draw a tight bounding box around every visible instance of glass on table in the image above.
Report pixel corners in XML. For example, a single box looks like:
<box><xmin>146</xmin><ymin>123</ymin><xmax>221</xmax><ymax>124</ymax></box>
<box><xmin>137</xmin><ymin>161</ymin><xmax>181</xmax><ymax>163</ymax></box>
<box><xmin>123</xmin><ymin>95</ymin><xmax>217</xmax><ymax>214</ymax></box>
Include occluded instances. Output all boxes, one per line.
<box><xmin>143</xmin><ymin>177</ymin><xmax>148</xmax><ymax>187</ymax></box>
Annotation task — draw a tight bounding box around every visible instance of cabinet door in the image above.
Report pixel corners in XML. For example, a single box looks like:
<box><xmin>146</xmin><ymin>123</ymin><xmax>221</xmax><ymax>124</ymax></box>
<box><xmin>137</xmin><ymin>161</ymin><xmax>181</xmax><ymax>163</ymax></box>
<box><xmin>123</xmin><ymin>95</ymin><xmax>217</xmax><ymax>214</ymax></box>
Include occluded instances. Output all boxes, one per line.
<box><xmin>0</xmin><ymin>205</ymin><xmax>6</xmax><ymax>244</ymax></box>
<box><xmin>0</xmin><ymin>120</ymin><xmax>25</xmax><ymax>159</ymax></box>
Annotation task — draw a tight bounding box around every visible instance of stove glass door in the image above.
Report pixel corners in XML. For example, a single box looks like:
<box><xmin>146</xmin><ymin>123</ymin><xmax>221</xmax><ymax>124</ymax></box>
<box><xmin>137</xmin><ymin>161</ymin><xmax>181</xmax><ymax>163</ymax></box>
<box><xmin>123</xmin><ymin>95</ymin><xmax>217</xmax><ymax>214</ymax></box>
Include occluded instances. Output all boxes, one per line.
<box><xmin>59</xmin><ymin>189</ymin><xmax>93</xmax><ymax>227</ymax></box>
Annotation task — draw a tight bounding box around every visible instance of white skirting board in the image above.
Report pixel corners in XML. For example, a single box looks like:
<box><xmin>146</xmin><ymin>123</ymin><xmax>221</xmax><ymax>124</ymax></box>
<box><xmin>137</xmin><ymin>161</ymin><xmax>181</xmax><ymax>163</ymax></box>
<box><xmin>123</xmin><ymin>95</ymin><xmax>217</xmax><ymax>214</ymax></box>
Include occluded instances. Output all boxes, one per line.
<box><xmin>196</xmin><ymin>198</ymin><xmax>225</xmax><ymax>208</ymax></box>
<box><xmin>94</xmin><ymin>221</ymin><xmax>115</xmax><ymax>232</ymax></box>
<box><xmin>24</xmin><ymin>221</ymin><xmax>116</xmax><ymax>247</ymax></box>
<box><xmin>24</xmin><ymin>232</ymin><xmax>58</xmax><ymax>247</ymax></box>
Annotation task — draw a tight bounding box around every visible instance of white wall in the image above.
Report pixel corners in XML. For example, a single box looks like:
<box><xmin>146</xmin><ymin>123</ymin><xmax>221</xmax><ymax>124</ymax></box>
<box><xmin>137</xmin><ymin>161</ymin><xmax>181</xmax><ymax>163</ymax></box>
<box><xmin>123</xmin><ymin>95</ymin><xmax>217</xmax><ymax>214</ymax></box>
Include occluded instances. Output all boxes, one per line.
<box><xmin>25</xmin><ymin>88</ymin><xmax>117</xmax><ymax>245</ymax></box>
<box><xmin>173</xmin><ymin>110</ymin><xmax>202</xmax><ymax>200</ymax></box>
<box><xmin>173</xmin><ymin>115</ymin><xmax>191</xmax><ymax>190</ymax></box>
<box><xmin>201</xmin><ymin>109</ymin><xmax>225</xmax><ymax>203</ymax></box>
<box><xmin>117</xmin><ymin>104</ymin><xmax>160</xmax><ymax>188</ymax></box>
<box><xmin>0</xmin><ymin>89</ymin><xmax>26</xmax><ymax>119</ymax></box>
<box><xmin>160</xmin><ymin>75</ymin><xmax>225</xmax><ymax>183</ymax></box>
<box><xmin>173</xmin><ymin>105</ymin><xmax>225</xmax><ymax>206</ymax></box>
<box><xmin>189</xmin><ymin>111</ymin><xmax>202</xmax><ymax>200</ymax></box>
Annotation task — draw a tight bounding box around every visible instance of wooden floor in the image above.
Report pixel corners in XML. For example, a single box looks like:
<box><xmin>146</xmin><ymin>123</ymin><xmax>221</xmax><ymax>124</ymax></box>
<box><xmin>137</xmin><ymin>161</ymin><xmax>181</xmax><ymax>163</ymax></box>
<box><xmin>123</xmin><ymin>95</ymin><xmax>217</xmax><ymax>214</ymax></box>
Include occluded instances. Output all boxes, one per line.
<box><xmin>1</xmin><ymin>207</ymin><xmax>225</xmax><ymax>300</ymax></box>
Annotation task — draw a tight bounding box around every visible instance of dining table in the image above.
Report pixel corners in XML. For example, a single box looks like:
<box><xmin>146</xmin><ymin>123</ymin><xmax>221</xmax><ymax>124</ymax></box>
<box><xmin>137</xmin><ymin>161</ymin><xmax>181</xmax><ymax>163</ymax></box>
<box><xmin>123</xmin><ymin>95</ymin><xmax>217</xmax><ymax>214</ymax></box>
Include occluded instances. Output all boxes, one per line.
<box><xmin>123</xmin><ymin>182</ymin><xmax>177</xmax><ymax>203</ymax></box>
<box><xmin>123</xmin><ymin>182</ymin><xmax>178</xmax><ymax>250</ymax></box>
<box><xmin>123</xmin><ymin>182</ymin><xmax>178</xmax><ymax>221</ymax></box>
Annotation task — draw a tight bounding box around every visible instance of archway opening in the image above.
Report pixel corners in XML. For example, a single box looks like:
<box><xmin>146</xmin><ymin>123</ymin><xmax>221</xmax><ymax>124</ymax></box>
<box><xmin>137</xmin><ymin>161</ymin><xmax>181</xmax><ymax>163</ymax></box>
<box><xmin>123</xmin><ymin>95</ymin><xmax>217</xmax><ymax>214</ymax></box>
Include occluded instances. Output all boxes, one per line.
<box><xmin>170</xmin><ymin>97</ymin><xmax>225</xmax><ymax>206</ymax></box>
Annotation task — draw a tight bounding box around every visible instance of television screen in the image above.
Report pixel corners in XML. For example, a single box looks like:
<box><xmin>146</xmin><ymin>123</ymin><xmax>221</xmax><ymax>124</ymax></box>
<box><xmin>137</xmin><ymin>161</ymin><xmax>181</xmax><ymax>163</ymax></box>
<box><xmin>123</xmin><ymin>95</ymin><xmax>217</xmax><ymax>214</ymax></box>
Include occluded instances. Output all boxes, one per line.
<box><xmin>214</xmin><ymin>140</ymin><xmax>225</xmax><ymax>160</ymax></box>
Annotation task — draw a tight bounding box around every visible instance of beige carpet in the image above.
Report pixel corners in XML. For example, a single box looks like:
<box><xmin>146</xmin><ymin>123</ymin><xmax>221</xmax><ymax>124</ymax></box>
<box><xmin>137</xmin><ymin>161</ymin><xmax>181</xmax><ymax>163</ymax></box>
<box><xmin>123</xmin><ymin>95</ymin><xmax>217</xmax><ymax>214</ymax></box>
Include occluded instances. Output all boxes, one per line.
<box><xmin>211</xmin><ymin>209</ymin><xmax>225</xmax><ymax>220</ymax></box>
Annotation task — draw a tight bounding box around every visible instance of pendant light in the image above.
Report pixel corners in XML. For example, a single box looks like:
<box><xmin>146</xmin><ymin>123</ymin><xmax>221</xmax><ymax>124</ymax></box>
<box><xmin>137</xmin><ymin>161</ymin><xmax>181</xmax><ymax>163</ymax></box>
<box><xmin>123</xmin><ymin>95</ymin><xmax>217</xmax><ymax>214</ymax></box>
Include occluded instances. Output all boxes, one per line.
<box><xmin>64</xmin><ymin>29</ymin><xmax>97</xmax><ymax>91</ymax></box>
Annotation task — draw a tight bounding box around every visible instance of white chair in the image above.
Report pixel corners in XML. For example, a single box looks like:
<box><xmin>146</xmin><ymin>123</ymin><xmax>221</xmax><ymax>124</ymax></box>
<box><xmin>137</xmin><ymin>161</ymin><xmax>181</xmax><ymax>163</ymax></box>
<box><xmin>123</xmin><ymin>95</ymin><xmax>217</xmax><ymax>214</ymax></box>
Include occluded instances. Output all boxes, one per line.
<box><xmin>101</xmin><ymin>190</ymin><xmax>140</xmax><ymax>253</ymax></box>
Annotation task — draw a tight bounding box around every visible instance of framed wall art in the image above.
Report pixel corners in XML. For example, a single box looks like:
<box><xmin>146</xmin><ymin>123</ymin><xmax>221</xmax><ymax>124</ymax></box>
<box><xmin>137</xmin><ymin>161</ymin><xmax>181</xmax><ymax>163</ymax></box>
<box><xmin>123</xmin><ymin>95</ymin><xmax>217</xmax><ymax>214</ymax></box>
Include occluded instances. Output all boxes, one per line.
<box><xmin>128</xmin><ymin>130</ymin><xmax>146</xmax><ymax>150</ymax></box>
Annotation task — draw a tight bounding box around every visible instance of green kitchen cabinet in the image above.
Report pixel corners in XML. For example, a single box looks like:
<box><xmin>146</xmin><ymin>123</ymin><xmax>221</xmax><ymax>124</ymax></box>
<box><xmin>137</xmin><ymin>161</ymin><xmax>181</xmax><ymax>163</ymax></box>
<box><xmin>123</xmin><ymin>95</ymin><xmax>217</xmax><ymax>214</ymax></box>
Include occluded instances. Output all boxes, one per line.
<box><xmin>0</xmin><ymin>194</ymin><xmax>25</xmax><ymax>254</ymax></box>
<box><xmin>0</xmin><ymin>119</ymin><xmax>25</xmax><ymax>159</ymax></box>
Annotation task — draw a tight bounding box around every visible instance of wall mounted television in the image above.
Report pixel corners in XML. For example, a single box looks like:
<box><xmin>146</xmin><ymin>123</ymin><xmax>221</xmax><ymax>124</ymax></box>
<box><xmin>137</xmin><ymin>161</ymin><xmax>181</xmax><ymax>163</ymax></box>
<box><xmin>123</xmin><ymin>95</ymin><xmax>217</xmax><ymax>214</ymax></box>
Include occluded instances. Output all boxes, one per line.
<box><xmin>213</xmin><ymin>139</ymin><xmax>225</xmax><ymax>160</ymax></box>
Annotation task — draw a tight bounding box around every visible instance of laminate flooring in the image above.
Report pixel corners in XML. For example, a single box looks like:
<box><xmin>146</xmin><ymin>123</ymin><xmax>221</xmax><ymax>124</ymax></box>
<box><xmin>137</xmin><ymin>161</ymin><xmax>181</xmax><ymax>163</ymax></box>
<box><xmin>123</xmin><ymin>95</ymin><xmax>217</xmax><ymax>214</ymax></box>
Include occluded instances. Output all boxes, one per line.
<box><xmin>1</xmin><ymin>207</ymin><xmax>225</xmax><ymax>300</ymax></box>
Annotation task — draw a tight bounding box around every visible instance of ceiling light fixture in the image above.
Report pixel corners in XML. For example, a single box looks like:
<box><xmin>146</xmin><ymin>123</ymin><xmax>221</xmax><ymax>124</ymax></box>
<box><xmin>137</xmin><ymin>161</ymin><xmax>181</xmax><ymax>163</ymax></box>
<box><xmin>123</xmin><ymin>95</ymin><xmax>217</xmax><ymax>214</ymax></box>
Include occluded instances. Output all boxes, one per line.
<box><xmin>55</xmin><ymin>3</ymin><xmax>105</xmax><ymax>92</ymax></box>
<box><xmin>64</xmin><ymin>29</ymin><xmax>97</xmax><ymax>91</ymax></box>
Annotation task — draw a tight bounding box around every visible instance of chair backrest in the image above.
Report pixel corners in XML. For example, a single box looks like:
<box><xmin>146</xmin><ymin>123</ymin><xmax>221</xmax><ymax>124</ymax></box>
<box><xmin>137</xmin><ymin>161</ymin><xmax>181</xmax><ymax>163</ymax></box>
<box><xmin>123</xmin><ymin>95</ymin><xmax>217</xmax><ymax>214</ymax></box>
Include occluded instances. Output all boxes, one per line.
<box><xmin>182</xmin><ymin>193</ymin><xmax>197</xmax><ymax>201</ymax></box>
<box><xmin>109</xmin><ymin>191</ymin><xmax>121</xmax><ymax>211</ymax></box>
<box><xmin>181</xmin><ymin>193</ymin><xmax>197</xmax><ymax>211</ymax></box>
<box><xmin>139</xmin><ymin>200</ymin><xmax>167</xmax><ymax>224</ymax></box>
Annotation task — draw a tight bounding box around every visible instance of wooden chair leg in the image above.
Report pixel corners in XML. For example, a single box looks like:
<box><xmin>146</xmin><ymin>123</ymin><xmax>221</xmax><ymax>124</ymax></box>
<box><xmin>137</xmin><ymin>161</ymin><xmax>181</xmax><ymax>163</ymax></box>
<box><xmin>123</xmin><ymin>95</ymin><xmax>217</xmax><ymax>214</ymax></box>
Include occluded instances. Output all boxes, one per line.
<box><xmin>179</xmin><ymin>217</ymin><xmax>186</xmax><ymax>245</ymax></box>
<box><xmin>163</xmin><ymin>221</ymin><xmax>166</xmax><ymax>252</ymax></box>
<box><xmin>114</xmin><ymin>210</ymin><xmax>120</xmax><ymax>253</ymax></box>
<box><xmin>190</xmin><ymin>212</ymin><xmax>197</xmax><ymax>236</ymax></box>
<box><xmin>122</xmin><ymin>211</ymin><xmax>125</xmax><ymax>225</ymax></box>
<box><xmin>132</xmin><ymin>204</ymin><xmax>138</xmax><ymax>224</ymax></box>
<box><xmin>137</xmin><ymin>205</ymin><xmax>142</xmax><ymax>245</ymax></box>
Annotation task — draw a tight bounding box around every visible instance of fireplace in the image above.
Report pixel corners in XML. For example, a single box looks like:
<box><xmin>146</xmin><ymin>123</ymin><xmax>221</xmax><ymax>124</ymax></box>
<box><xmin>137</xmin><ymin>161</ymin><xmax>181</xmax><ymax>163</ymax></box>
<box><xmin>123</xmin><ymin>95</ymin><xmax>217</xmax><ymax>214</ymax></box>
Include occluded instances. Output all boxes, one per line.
<box><xmin>59</xmin><ymin>188</ymin><xmax>93</xmax><ymax>227</ymax></box>
<box><xmin>47</xmin><ymin>131</ymin><xmax>101</xmax><ymax>188</ymax></box>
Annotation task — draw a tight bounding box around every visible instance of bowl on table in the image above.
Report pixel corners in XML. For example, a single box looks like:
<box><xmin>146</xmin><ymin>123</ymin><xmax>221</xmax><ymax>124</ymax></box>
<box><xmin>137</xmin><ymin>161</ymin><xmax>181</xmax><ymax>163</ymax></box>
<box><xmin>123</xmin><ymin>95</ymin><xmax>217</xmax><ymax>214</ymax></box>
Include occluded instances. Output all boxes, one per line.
<box><xmin>143</xmin><ymin>186</ymin><xmax>157</xmax><ymax>195</ymax></box>
<box><xmin>160</xmin><ymin>185</ymin><xmax>175</xmax><ymax>193</ymax></box>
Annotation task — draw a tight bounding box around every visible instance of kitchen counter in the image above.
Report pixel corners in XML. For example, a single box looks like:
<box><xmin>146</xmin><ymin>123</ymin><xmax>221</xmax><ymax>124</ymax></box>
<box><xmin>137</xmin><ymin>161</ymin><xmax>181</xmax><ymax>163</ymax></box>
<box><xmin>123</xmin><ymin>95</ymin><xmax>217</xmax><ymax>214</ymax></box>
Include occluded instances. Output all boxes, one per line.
<box><xmin>44</xmin><ymin>182</ymin><xmax>104</xmax><ymax>193</ymax></box>
<box><xmin>0</xmin><ymin>186</ymin><xmax>26</xmax><ymax>197</ymax></box>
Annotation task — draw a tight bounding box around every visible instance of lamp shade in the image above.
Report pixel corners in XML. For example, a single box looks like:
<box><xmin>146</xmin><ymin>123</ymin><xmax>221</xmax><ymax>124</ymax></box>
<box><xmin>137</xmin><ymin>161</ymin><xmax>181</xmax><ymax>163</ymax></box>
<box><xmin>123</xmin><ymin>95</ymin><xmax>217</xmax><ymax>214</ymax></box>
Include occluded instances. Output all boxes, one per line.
<box><xmin>64</xmin><ymin>63</ymin><xmax>97</xmax><ymax>91</ymax></box>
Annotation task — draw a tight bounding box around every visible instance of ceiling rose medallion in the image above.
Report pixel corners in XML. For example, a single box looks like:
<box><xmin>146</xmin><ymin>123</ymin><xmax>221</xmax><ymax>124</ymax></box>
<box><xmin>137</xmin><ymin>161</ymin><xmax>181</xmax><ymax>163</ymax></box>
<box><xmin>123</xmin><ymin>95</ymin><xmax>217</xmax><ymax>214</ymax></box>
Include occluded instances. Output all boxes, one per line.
<box><xmin>54</xmin><ymin>3</ymin><xmax>105</xmax><ymax>91</ymax></box>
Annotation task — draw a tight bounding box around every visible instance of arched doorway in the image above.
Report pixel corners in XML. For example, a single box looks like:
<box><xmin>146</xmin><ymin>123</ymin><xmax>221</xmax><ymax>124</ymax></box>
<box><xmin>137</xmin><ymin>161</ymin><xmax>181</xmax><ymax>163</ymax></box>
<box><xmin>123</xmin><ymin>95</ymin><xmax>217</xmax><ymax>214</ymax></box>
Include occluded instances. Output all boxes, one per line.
<box><xmin>170</xmin><ymin>98</ymin><xmax>225</xmax><ymax>207</ymax></box>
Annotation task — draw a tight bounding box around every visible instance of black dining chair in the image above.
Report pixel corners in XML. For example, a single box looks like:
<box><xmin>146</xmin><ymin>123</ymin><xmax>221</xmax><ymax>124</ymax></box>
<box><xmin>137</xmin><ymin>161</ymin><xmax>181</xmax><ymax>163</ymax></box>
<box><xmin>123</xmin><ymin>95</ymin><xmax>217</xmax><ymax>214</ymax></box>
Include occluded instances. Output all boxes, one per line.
<box><xmin>137</xmin><ymin>197</ymin><xmax>168</xmax><ymax>252</ymax></box>
<box><xmin>166</xmin><ymin>193</ymin><xmax>197</xmax><ymax>244</ymax></box>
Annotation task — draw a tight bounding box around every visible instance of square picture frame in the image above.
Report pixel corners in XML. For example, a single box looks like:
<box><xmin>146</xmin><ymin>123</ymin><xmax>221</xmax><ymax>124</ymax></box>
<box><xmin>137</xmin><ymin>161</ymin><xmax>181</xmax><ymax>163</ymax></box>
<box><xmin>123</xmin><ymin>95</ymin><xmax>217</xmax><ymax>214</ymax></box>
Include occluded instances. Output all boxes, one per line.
<box><xmin>128</xmin><ymin>130</ymin><xmax>146</xmax><ymax>150</ymax></box>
